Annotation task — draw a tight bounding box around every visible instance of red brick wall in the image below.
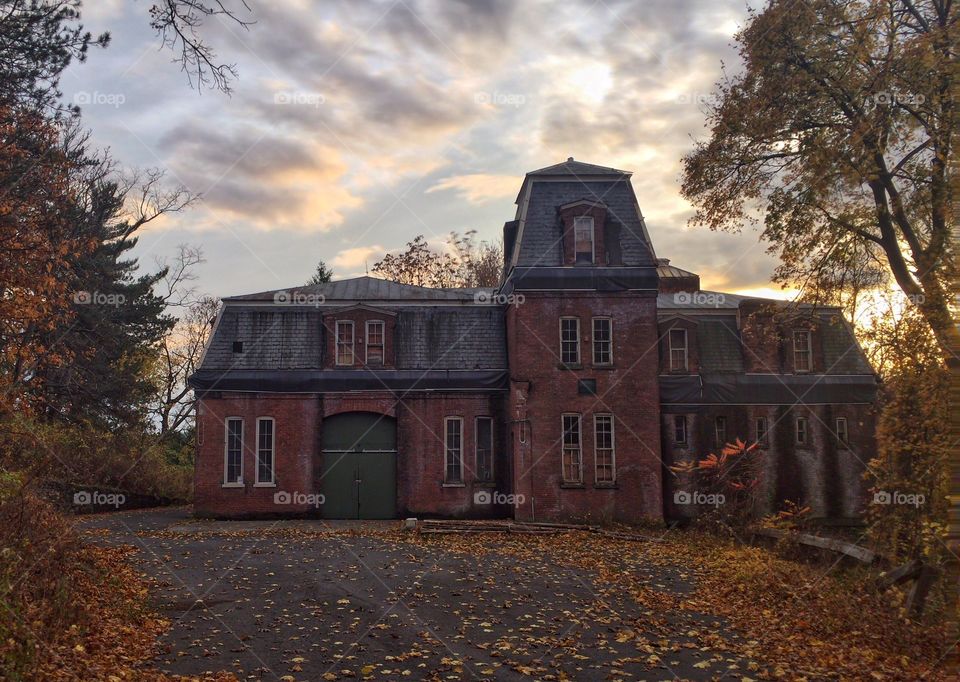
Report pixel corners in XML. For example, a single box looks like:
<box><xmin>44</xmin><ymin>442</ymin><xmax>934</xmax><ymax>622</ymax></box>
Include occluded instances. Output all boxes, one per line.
<box><xmin>194</xmin><ymin>393</ymin><xmax>320</xmax><ymax>517</ymax></box>
<box><xmin>397</xmin><ymin>393</ymin><xmax>510</xmax><ymax>518</ymax></box>
<box><xmin>506</xmin><ymin>291</ymin><xmax>663</xmax><ymax>523</ymax></box>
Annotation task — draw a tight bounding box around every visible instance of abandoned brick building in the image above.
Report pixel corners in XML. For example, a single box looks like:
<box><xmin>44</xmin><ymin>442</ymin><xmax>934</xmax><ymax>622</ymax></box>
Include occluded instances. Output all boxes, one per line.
<box><xmin>190</xmin><ymin>159</ymin><xmax>877</xmax><ymax>522</ymax></box>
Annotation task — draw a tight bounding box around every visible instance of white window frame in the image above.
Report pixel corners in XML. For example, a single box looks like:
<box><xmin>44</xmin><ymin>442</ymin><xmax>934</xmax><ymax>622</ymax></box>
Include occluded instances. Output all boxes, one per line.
<box><xmin>674</xmin><ymin>415</ymin><xmax>687</xmax><ymax>445</ymax></box>
<box><xmin>335</xmin><ymin>320</ymin><xmax>355</xmax><ymax>366</ymax></box>
<box><xmin>755</xmin><ymin>416</ymin><xmax>769</xmax><ymax>447</ymax></box>
<box><xmin>573</xmin><ymin>215</ymin><xmax>595</xmax><ymax>263</ymax></box>
<box><xmin>561</xmin><ymin>413</ymin><xmax>583</xmax><ymax>483</ymax></box>
<box><xmin>594</xmin><ymin>414</ymin><xmax>616</xmax><ymax>484</ymax></box>
<box><xmin>444</xmin><ymin>417</ymin><xmax>464</xmax><ymax>485</ymax></box>
<box><xmin>475</xmin><ymin>416</ymin><xmax>494</xmax><ymax>482</ymax></box>
<box><xmin>793</xmin><ymin>330</ymin><xmax>812</xmax><ymax>373</ymax></box>
<box><xmin>559</xmin><ymin>317</ymin><xmax>580</xmax><ymax>365</ymax></box>
<box><xmin>365</xmin><ymin>320</ymin><xmax>385</xmax><ymax>365</ymax></box>
<box><xmin>254</xmin><ymin>417</ymin><xmax>276</xmax><ymax>486</ymax></box>
<box><xmin>714</xmin><ymin>416</ymin><xmax>727</xmax><ymax>448</ymax></box>
<box><xmin>592</xmin><ymin>317</ymin><xmax>613</xmax><ymax>365</ymax></box>
<box><xmin>223</xmin><ymin>417</ymin><xmax>244</xmax><ymax>487</ymax></box>
<box><xmin>835</xmin><ymin>417</ymin><xmax>848</xmax><ymax>447</ymax></box>
<box><xmin>796</xmin><ymin>416</ymin><xmax>809</xmax><ymax>445</ymax></box>
<box><xmin>669</xmin><ymin>328</ymin><xmax>688</xmax><ymax>372</ymax></box>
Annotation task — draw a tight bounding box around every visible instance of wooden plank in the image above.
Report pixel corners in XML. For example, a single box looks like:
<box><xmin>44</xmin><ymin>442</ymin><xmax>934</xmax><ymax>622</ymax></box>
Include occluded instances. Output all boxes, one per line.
<box><xmin>754</xmin><ymin>527</ymin><xmax>876</xmax><ymax>564</ymax></box>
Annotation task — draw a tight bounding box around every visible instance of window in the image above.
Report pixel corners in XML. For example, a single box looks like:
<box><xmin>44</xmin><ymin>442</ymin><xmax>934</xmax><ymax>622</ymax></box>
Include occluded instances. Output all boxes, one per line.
<box><xmin>256</xmin><ymin>418</ymin><xmax>275</xmax><ymax>485</ymax></box>
<box><xmin>835</xmin><ymin>417</ymin><xmax>848</xmax><ymax>447</ymax></box>
<box><xmin>224</xmin><ymin>418</ymin><xmax>243</xmax><ymax>485</ymax></box>
<box><xmin>793</xmin><ymin>330</ymin><xmax>812</xmax><ymax>372</ymax></box>
<box><xmin>561</xmin><ymin>414</ymin><xmax>583</xmax><ymax>483</ymax></box>
<box><xmin>476</xmin><ymin>417</ymin><xmax>494</xmax><ymax>481</ymax></box>
<box><xmin>594</xmin><ymin>415</ymin><xmax>615</xmax><ymax>483</ymax></box>
<box><xmin>714</xmin><ymin>416</ymin><xmax>727</xmax><ymax>448</ymax></box>
<box><xmin>560</xmin><ymin>317</ymin><xmax>580</xmax><ymax>364</ymax></box>
<box><xmin>592</xmin><ymin>318</ymin><xmax>612</xmax><ymax>365</ymax></box>
<box><xmin>755</xmin><ymin>416</ymin><xmax>769</xmax><ymax>447</ymax></box>
<box><xmin>365</xmin><ymin>320</ymin><xmax>384</xmax><ymax>365</ymax></box>
<box><xmin>444</xmin><ymin>417</ymin><xmax>463</xmax><ymax>484</ymax></box>
<box><xmin>232</xmin><ymin>341</ymin><xmax>244</xmax><ymax>353</ymax></box>
<box><xmin>674</xmin><ymin>415</ymin><xmax>687</xmax><ymax>445</ymax></box>
<box><xmin>796</xmin><ymin>416</ymin><xmax>809</xmax><ymax>445</ymax></box>
<box><xmin>336</xmin><ymin>321</ymin><xmax>354</xmax><ymax>365</ymax></box>
<box><xmin>573</xmin><ymin>216</ymin><xmax>595</xmax><ymax>263</ymax></box>
<box><xmin>669</xmin><ymin>328</ymin><xmax>688</xmax><ymax>371</ymax></box>
<box><xmin>577</xmin><ymin>379</ymin><xmax>597</xmax><ymax>395</ymax></box>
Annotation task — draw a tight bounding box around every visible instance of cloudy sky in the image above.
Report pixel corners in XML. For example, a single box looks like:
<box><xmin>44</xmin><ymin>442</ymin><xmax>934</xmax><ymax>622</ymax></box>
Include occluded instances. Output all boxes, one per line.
<box><xmin>64</xmin><ymin>0</ymin><xmax>784</xmax><ymax>301</ymax></box>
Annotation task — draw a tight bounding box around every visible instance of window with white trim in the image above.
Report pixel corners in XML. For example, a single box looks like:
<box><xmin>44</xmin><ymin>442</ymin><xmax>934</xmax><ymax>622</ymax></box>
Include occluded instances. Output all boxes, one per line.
<box><xmin>796</xmin><ymin>416</ymin><xmax>809</xmax><ymax>445</ymax></box>
<box><xmin>835</xmin><ymin>417</ymin><xmax>848</xmax><ymax>447</ymax></box>
<box><xmin>444</xmin><ymin>417</ymin><xmax>463</xmax><ymax>484</ymax></box>
<box><xmin>793</xmin><ymin>330</ymin><xmax>812</xmax><ymax>372</ymax></box>
<box><xmin>365</xmin><ymin>320</ymin><xmax>384</xmax><ymax>365</ymax></box>
<box><xmin>476</xmin><ymin>417</ymin><xmax>494</xmax><ymax>481</ymax></box>
<box><xmin>224</xmin><ymin>418</ymin><xmax>243</xmax><ymax>485</ymax></box>
<box><xmin>714</xmin><ymin>416</ymin><xmax>727</xmax><ymax>448</ymax></box>
<box><xmin>674</xmin><ymin>415</ymin><xmax>687</xmax><ymax>445</ymax></box>
<box><xmin>669</xmin><ymin>328</ymin><xmax>688</xmax><ymax>371</ymax></box>
<box><xmin>560</xmin><ymin>317</ymin><xmax>580</xmax><ymax>364</ymax></box>
<box><xmin>336</xmin><ymin>320</ymin><xmax>354</xmax><ymax>366</ymax></box>
<box><xmin>561</xmin><ymin>414</ymin><xmax>583</xmax><ymax>483</ymax></box>
<box><xmin>573</xmin><ymin>216</ymin><xmax>595</xmax><ymax>264</ymax></box>
<box><xmin>256</xmin><ymin>418</ymin><xmax>275</xmax><ymax>484</ymax></box>
<box><xmin>592</xmin><ymin>317</ymin><xmax>612</xmax><ymax>365</ymax></box>
<box><xmin>755</xmin><ymin>416</ymin><xmax>769</xmax><ymax>447</ymax></box>
<box><xmin>594</xmin><ymin>414</ymin><xmax>615</xmax><ymax>483</ymax></box>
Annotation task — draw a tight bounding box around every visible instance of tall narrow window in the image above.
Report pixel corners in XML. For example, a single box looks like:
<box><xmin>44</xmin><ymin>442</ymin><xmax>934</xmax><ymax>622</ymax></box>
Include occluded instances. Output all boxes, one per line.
<box><xmin>224</xmin><ymin>418</ymin><xmax>243</xmax><ymax>485</ymax></box>
<box><xmin>573</xmin><ymin>216</ymin><xmax>595</xmax><ymax>263</ymax></box>
<box><xmin>669</xmin><ymin>328</ymin><xmax>688</xmax><ymax>371</ymax></box>
<box><xmin>336</xmin><ymin>320</ymin><xmax>354</xmax><ymax>366</ymax></box>
<box><xmin>592</xmin><ymin>318</ymin><xmax>612</xmax><ymax>365</ymax></box>
<box><xmin>674</xmin><ymin>415</ymin><xmax>687</xmax><ymax>445</ymax></box>
<box><xmin>476</xmin><ymin>417</ymin><xmax>494</xmax><ymax>481</ymax></box>
<box><xmin>755</xmin><ymin>416</ymin><xmax>769</xmax><ymax>447</ymax></box>
<box><xmin>594</xmin><ymin>415</ymin><xmax>615</xmax><ymax>483</ymax></box>
<box><xmin>835</xmin><ymin>417</ymin><xmax>848</xmax><ymax>447</ymax></box>
<box><xmin>444</xmin><ymin>417</ymin><xmax>463</xmax><ymax>484</ymax></box>
<box><xmin>256</xmin><ymin>418</ymin><xmax>275</xmax><ymax>485</ymax></box>
<box><xmin>561</xmin><ymin>414</ymin><xmax>583</xmax><ymax>483</ymax></box>
<box><xmin>365</xmin><ymin>320</ymin><xmax>384</xmax><ymax>365</ymax></box>
<box><xmin>560</xmin><ymin>317</ymin><xmax>580</xmax><ymax>364</ymax></box>
<box><xmin>796</xmin><ymin>416</ymin><xmax>809</xmax><ymax>445</ymax></box>
<box><xmin>793</xmin><ymin>330</ymin><xmax>812</xmax><ymax>372</ymax></box>
<box><xmin>714</xmin><ymin>416</ymin><xmax>727</xmax><ymax>448</ymax></box>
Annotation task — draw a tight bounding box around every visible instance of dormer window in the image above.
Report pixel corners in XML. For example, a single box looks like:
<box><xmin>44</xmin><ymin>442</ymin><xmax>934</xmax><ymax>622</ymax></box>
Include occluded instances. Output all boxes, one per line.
<box><xmin>793</xmin><ymin>330</ymin><xmax>812</xmax><ymax>372</ymax></box>
<box><xmin>365</xmin><ymin>320</ymin><xmax>384</xmax><ymax>365</ymax></box>
<box><xmin>336</xmin><ymin>321</ymin><xmax>354</xmax><ymax>366</ymax></box>
<box><xmin>573</xmin><ymin>216</ymin><xmax>595</xmax><ymax>264</ymax></box>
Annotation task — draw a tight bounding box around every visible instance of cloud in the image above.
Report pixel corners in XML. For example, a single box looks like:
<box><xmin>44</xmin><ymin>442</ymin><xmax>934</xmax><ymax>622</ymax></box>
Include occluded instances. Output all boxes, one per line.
<box><xmin>426</xmin><ymin>174</ymin><xmax>520</xmax><ymax>204</ymax></box>
<box><xmin>331</xmin><ymin>245</ymin><xmax>384</xmax><ymax>270</ymax></box>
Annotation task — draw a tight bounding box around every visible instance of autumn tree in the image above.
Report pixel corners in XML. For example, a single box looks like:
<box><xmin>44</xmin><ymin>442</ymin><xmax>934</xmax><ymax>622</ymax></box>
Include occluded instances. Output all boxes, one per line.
<box><xmin>681</xmin><ymin>0</ymin><xmax>957</xmax><ymax>356</ymax></box>
<box><xmin>372</xmin><ymin>231</ymin><xmax>502</xmax><ymax>288</ymax></box>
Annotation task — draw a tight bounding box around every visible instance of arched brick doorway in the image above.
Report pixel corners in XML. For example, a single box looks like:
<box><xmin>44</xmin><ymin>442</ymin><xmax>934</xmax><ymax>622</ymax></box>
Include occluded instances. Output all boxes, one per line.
<box><xmin>320</xmin><ymin>412</ymin><xmax>397</xmax><ymax>519</ymax></box>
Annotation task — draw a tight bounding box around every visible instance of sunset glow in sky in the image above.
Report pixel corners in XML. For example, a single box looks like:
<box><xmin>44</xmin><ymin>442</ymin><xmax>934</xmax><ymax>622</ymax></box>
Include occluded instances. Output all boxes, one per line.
<box><xmin>67</xmin><ymin>0</ymin><xmax>787</xmax><ymax>300</ymax></box>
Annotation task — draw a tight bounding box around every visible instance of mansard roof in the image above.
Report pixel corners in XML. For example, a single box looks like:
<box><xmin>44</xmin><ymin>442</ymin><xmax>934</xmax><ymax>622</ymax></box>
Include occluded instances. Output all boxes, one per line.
<box><xmin>526</xmin><ymin>158</ymin><xmax>631</xmax><ymax>177</ymax></box>
<box><xmin>224</xmin><ymin>275</ymin><xmax>492</xmax><ymax>304</ymax></box>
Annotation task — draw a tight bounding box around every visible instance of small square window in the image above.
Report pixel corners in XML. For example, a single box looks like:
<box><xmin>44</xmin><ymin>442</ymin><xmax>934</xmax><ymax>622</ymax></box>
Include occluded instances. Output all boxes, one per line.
<box><xmin>577</xmin><ymin>379</ymin><xmax>597</xmax><ymax>395</ymax></box>
<box><xmin>232</xmin><ymin>341</ymin><xmax>244</xmax><ymax>353</ymax></box>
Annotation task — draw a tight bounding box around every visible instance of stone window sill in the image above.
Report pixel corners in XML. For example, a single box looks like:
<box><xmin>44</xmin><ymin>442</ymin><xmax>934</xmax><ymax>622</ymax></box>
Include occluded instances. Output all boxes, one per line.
<box><xmin>442</xmin><ymin>482</ymin><xmax>465</xmax><ymax>488</ymax></box>
<box><xmin>253</xmin><ymin>482</ymin><xmax>276</xmax><ymax>488</ymax></box>
<box><xmin>222</xmin><ymin>482</ymin><xmax>244</xmax><ymax>489</ymax></box>
<box><xmin>560</xmin><ymin>482</ymin><xmax>585</xmax><ymax>489</ymax></box>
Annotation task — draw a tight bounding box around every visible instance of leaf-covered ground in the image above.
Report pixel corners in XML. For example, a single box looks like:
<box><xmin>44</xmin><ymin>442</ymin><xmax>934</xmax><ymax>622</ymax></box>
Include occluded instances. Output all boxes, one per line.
<box><xmin>76</xmin><ymin>508</ymin><xmax>947</xmax><ymax>681</ymax></box>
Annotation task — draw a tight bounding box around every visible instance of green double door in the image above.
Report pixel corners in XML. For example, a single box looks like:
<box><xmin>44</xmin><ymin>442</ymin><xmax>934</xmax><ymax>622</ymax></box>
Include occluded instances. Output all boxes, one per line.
<box><xmin>320</xmin><ymin>412</ymin><xmax>397</xmax><ymax>519</ymax></box>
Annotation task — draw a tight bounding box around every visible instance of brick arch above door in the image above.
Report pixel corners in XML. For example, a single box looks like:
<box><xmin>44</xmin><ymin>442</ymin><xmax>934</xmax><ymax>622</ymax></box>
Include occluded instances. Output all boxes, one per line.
<box><xmin>321</xmin><ymin>392</ymin><xmax>397</xmax><ymax>418</ymax></box>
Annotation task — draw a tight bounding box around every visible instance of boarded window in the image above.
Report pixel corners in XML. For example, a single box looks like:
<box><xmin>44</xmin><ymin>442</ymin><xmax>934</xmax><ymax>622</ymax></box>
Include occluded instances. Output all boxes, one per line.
<box><xmin>366</xmin><ymin>320</ymin><xmax>384</xmax><ymax>365</ymax></box>
<box><xmin>561</xmin><ymin>414</ymin><xmax>583</xmax><ymax>483</ymax></box>
<box><xmin>594</xmin><ymin>415</ymin><xmax>615</xmax><ymax>483</ymax></box>
<box><xmin>336</xmin><ymin>321</ymin><xmax>354</xmax><ymax>365</ymax></box>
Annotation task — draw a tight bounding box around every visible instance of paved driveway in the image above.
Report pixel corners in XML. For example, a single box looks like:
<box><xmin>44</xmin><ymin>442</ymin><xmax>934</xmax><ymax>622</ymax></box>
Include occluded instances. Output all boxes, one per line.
<box><xmin>80</xmin><ymin>509</ymin><xmax>751</xmax><ymax>681</ymax></box>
